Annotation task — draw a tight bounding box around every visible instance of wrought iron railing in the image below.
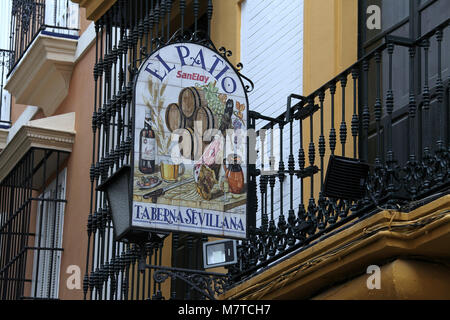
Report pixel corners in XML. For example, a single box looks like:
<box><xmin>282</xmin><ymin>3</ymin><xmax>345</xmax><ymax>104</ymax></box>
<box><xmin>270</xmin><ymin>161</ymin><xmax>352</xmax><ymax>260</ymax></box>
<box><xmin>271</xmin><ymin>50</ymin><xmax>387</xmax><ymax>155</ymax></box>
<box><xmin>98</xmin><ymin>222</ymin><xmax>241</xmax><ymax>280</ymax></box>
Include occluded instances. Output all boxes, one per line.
<box><xmin>226</xmin><ymin>19</ymin><xmax>450</xmax><ymax>283</ymax></box>
<box><xmin>84</xmin><ymin>0</ymin><xmax>449</xmax><ymax>300</ymax></box>
<box><xmin>85</xmin><ymin>0</ymin><xmax>221</xmax><ymax>301</ymax></box>
<box><xmin>8</xmin><ymin>0</ymin><xmax>79</xmax><ymax>75</ymax></box>
<box><xmin>0</xmin><ymin>149</ymin><xmax>68</xmax><ymax>300</ymax></box>
<box><xmin>0</xmin><ymin>49</ymin><xmax>12</xmax><ymax>129</ymax></box>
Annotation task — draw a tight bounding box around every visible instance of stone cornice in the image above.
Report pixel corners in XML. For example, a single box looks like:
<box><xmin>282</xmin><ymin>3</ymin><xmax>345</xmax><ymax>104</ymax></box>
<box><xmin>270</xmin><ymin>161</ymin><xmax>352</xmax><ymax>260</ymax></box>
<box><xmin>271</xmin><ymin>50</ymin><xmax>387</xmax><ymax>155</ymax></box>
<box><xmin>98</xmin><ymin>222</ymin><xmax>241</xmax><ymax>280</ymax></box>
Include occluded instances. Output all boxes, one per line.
<box><xmin>72</xmin><ymin>0</ymin><xmax>117</xmax><ymax>21</ymax></box>
<box><xmin>0</xmin><ymin>129</ymin><xmax>8</xmax><ymax>150</ymax></box>
<box><xmin>5</xmin><ymin>35</ymin><xmax>77</xmax><ymax>117</ymax></box>
<box><xmin>221</xmin><ymin>195</ymin><xmax>450</xmax><ymax>300</ymax></box>
<box><xmin>0</xmin><ymin>125</ymin><xmax>75</xmax><ymax>183</ymax></box>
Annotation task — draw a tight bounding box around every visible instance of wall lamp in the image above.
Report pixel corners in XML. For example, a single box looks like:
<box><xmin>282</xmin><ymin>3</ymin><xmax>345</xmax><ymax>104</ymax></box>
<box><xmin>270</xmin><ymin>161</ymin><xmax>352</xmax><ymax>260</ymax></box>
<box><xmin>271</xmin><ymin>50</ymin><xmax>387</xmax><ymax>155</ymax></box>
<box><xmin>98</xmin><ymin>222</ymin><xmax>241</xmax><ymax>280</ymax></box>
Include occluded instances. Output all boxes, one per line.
<box><xmin>203</xmin><ymin>239</ymin><xmax>237</xmax><ymax>269</ymax></box>
<box><xmin>97</xmin><ymin>165</ymin><xmax>168</xmax><ymax>244</ymax></box>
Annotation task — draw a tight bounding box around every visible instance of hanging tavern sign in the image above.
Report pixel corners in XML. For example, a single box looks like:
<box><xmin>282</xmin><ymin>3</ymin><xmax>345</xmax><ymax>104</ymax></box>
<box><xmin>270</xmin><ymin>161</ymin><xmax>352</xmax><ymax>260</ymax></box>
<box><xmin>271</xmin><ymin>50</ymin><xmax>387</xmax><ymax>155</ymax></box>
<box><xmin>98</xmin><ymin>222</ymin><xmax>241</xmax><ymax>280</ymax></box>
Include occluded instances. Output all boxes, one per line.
<box><xmin>131</xmin><ymin>42</ymin><xmax>249</xmax><ymax>240</ymax></box>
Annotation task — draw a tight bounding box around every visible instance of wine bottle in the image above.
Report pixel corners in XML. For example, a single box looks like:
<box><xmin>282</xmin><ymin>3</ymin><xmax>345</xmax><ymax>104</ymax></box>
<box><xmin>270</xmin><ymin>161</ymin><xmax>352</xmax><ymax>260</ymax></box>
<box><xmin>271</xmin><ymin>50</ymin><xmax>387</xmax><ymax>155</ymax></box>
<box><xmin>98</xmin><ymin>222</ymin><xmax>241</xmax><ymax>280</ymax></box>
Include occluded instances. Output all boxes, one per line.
<box><xmin>139</xmin><ymin>109</ymin><xmax>156</xmax><ymax>174</ymax></box>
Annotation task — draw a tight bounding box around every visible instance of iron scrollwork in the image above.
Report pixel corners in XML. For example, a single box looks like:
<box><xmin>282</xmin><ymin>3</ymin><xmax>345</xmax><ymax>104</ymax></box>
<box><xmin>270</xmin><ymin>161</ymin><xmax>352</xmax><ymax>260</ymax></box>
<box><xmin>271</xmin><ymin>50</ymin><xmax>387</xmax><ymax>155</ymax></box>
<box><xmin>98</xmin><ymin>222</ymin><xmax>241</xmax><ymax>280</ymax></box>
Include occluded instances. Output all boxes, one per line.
<box><xmin>150</xmin><ymin>28</ymin><xmax>255</xmax><ymax>93</ymax></box>
<box><xmin>145</xmin><ymin>265</ymin><xmax>229</xmax><ymax>300</ymax></box>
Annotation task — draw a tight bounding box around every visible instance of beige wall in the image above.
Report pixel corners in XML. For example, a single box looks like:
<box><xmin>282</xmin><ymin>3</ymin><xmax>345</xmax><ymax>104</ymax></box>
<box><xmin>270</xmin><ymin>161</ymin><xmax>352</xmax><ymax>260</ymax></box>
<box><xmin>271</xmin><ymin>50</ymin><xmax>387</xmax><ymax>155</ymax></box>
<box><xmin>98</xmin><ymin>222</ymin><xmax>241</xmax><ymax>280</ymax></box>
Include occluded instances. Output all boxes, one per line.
<box><xmin>10</xmin><ymin>98</ymin><xmax>28</xmax><ymax>124</ymax></box>
<box><xmin>71</xmin><ymin>0</ymin><xmax>117</xmax><ymax>22</ymax></box>
<box><xmin>302</xmin><ymin>0</ymin><xmax>358</xmax><ymax>204</ymax></box>
<box><xmin>3</xmin><ymin>4</ymin><xmax>95</xmax><ymax>299</ymax></box>
<box><xmin>210</xmin><ymin>0</ymin><xmax>242</xmax><ymax>66</ymax></box>
<box><xmin>79</xmin><ymin>8</ymin><xmax>91</xmax><ymax>36</ymax></box>
<box><xmin>303</xmin><ymin>0</ymin><xmax>358</xmax><ymax>94</ymax></box>
<box><xmin>53</xmin><ymin>37</ymin><xmax>95</xmax><ymax>300</ymax></box>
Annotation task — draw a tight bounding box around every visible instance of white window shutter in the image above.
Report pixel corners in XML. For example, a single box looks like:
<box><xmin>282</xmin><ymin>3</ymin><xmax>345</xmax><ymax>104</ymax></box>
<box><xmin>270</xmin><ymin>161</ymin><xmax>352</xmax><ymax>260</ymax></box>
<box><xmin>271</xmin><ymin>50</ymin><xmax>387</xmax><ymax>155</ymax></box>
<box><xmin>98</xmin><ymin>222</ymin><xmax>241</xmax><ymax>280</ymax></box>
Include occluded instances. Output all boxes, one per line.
<box><xmin>68</xmin><ymin>1</ymin><xmax>79</xmax><ymax>30</ymax></box>
<box><xmin>44</xmin><ymin>0</ymin><xmax>56</xmax><ymax>26</ymax></box>
<box><xmin>31</xmin><ymin>169</ymin><xmax>66</xmax><ymax>299</ymax></box>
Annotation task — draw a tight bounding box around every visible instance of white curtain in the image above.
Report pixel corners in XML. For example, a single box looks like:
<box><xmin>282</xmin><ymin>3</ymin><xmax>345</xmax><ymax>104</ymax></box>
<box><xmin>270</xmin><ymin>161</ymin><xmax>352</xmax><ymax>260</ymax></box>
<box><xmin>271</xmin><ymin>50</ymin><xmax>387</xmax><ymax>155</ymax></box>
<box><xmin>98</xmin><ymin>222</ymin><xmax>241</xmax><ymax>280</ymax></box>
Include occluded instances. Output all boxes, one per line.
<box><xmin>31</xmin><ymin>169</ymin><xmax>67</xmax><ymax>299</ymax></box>
<box><xmin>0</xmin><ymin>0</ymin><xmax>11</xmax><ymax>49</ymax></box>
<box><xmin>45</xmin><ymin>0</ymin><xmax>79</xmax><ymax>35</ymax></box>
<box><xmin>0</xmin><ymin>0</ymin><xmax>11</xmax><ymax>124</ymax></box>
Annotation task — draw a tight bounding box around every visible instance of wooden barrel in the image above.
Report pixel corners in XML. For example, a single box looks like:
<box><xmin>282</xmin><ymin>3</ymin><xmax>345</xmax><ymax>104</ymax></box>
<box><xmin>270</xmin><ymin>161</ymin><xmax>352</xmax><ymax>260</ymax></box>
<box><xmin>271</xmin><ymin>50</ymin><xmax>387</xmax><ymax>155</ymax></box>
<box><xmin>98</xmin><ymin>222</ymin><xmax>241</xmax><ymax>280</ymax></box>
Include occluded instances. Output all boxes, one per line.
<box><xmin>193</xmin><ymin>106</ymin><xmax>218</xmax><ymax>134</ymax></box>
<box><xmin>165</xmin><ymin>103</ymin><xmax>185</xmax><ymax>132</ymax></box>
<box><xmin>178</xmin><ymin>127</ymin><xmax>201</xmax><ymax>160</ymax></box>
<box><xmin>178</xmin><ymin>87</ymin><xmax>207</xmax><ymax>119</ymax></box>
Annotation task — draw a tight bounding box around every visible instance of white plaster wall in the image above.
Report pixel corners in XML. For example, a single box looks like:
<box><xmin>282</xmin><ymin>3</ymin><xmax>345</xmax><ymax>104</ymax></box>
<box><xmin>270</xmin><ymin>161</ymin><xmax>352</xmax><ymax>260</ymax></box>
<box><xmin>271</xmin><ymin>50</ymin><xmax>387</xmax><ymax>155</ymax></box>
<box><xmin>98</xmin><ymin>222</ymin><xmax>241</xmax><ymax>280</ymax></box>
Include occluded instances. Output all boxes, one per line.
<box><xmin>241</xmin><ymin>0</ymin><xmax>304</xmax><ymax>226</ymax></box>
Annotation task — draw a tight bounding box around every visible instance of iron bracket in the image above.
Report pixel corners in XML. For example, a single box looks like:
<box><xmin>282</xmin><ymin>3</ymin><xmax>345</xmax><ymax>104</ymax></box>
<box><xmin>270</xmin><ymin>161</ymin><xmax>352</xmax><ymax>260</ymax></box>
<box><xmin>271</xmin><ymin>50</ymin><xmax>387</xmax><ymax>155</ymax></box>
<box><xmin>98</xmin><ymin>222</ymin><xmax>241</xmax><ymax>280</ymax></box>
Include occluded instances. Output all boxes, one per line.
<box><xmin>385</xmin><ymin>35</ymin><xmax>415</xmax><ymax>47</ymax></box>
<box><xmin>249</xmin><ymin>111</ymin><xmax>284</xmax><ymax>124</ymax></box>
<box><xmin>295</xmin><ymin>104</ymin><xmax>320</xmax><ymax>120</ymax></box>
<box><xmin>142</xmin><ymin>264</ymin><xmax>230</xmax><ymax>300</ymax></box>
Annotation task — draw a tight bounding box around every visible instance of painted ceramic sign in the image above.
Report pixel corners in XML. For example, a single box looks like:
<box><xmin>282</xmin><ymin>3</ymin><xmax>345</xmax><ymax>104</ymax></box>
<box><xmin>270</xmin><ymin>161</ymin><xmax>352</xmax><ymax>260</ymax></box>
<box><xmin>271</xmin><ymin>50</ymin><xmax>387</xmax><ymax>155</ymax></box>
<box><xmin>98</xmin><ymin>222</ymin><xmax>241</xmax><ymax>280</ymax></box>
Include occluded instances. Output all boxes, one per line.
<box><xmin>132</xmin><ymin>43</ymin><xmax>248</xmax><ymax>239</ymax></box>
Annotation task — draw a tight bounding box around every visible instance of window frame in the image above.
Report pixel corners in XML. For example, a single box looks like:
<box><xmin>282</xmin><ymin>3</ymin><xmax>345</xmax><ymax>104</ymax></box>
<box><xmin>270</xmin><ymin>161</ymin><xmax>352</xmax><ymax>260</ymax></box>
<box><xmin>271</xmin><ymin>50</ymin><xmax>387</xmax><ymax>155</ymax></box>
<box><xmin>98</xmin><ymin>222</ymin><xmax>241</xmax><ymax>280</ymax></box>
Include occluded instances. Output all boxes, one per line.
<box><xmin>31</xmin><ymin>168</ymin><xmax>67</xmax><ymax>299</ymax></box>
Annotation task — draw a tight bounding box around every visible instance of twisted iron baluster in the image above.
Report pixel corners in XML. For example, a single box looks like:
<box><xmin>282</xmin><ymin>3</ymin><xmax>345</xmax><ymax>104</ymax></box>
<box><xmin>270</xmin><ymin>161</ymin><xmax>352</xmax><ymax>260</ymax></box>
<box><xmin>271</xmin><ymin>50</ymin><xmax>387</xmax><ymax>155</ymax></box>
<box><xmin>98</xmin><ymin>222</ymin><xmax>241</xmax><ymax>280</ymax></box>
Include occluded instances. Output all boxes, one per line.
<box><xmin>384</xmin><ymin>43</ymin><xmax>402</xmax><ymax>208</ymax></box>
<box><xmin>421</xmin><ymin>39</ymin><xmax>434</xmax><ymax>192</ymax></box>
<box><xmin>138</xmin><ymin>0</ymin><xmax>144</xmax><ymax>59</ymax></box>
<box><xmin>166</xmin><ymin>0</ymin><xmax>172</xmax><ymax>40</ymax></box>
<box><xmin>327</xmin><ymin>82</ymin><xmax>338</xmax><ymax>225</ymax></box>
<box><xmin>287</xmin><ymin>102</ymin><xmax>296</xmax><ymax>247</ymax></box>
<box><xmin>180</xmin><ymin>0</ymin><xmax>185</xmax><ymax>33</ymax></box>
<box><xmin>338</xmin><ymin>74</ymin><xmax>350</xmax><ymax>218</ymax></box>
<box><xmin>316</xmin><ymin>90</ymin><xmax>327</xmax><ymax>231</ymax></box>
<box><xmin>258</xmin><ymin>130</ymin><xmax>269</xmax><ymax>261</ymax></box>
<box><xmin>276</xmin><ymin>123</ymin><xmax>287</xmax><ymax>251</ymax></box>
<box><xmin>374</xmin><ymin>52</ymin><xmax>382</xmax><ymax>167</ymax></box>
<box><xmin>403</xmin><ymin>46</ymin><xmax>420</xmax><ymax>199</ymax></box>
<box><xmin>329</xmin><ymin>81</ymin><xmax>337</xmax><ymax>156</ymax></box>
<box><xmin>351</xmin><ymin>68</ymin><xmax>359</xmax><ymax>159</ymax></box>
<box><xmin>149</xmin><ymin>0</ymin><xmax>155</xmax><ymax>52</ymax></box>
<box><xmin>361</xmin><ymin>59</ymin><xmax>371</xmax><ymax>207</ymax></box>
<box><xmin>194</xmin><ymin>0</ymin><xmax>199</xmax><ymax>32</ymax></box>
<box><xmin>207</xmin><ymin>0</ymin><xmax>213</xmax><ymax>37</ymax></box>
<box><xmin>268</xmin><ymin>126</ymin><xmax>276</xmax><ymax>257</ymax></box>
<box><xmin>362</xmin><ymin>59</ymin><xmax>370</xmax><ymax>162</ymax></box>
<box><xmin>260</xmin><ymin>130</ymin><xmax>268</xmax><ymax>233</ymax></box>
<box><xmin>154</xmin><ymin>1</ymin><xmax>160</xmax><ymax>45</ymax></box>
<box><xmin>258</xmin><ymin>173</ymin><xmax>268</xmax><ymax>261</ymax></box>
<box><xmin>434</xmin><ymin>29</ymin><xmax>448</xmax><ymax>184</ymax></box>
<box><xmin>371</xmin><ymin>50</ymin><xmax>387</xmax><ymax>202</ymax></box>
<box><xmin>306</xmin><ymin>97</ymin><xmax>318</xmax><ymax>228</ymax></box>
<box><xmin>340</xmin><ymin>74</ymin><xmax>348</xmax><ymax>156</ymax></box>
<box><xmin>295</xmin><ymin>103</ymin><xmax>308</xmax><ymax>240</ymax></box>
<box><xmin>160</xmin><ymin>0</ymin><xmax>166</xmax><ymax>43</ymax></box>
<box><xmin>85</xmin><ymin>20</ymin><xmax>101</xmax><ymax>301</ymax></box>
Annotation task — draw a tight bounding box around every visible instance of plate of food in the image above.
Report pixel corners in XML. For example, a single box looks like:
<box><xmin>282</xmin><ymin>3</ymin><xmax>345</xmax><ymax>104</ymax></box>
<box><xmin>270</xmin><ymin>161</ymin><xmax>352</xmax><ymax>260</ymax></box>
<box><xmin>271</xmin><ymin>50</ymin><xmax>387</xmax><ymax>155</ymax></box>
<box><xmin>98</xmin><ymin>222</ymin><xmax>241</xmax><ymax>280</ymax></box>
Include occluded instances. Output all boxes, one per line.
<box><xmin>136</xmin><ymin>176</ymin><xmax>162</xmax><ymax>190</ymax></box>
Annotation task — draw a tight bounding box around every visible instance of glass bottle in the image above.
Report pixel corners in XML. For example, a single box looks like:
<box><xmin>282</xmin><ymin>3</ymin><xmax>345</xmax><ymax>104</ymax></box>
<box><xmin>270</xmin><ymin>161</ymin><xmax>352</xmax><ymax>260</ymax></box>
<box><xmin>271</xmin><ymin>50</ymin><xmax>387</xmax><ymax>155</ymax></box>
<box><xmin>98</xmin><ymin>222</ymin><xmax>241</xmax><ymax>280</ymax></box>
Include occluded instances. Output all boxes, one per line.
<box><xmin>225</xmin><ymin>154</ymin><xmax>244</xmax><ymax>194</ymax></box>
<box><xmin>139</xmin><ymin>109</ymin><xmax>156</xmax><ymax>174</ymax></box>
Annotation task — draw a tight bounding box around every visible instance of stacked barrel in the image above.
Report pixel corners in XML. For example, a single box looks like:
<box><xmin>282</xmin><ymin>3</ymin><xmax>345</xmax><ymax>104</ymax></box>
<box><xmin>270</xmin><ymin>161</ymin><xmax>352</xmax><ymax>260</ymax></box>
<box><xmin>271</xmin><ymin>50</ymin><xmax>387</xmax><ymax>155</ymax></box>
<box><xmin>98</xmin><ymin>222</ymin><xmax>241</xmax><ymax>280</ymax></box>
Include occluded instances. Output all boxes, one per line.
<box><xmin>165</xmin><ymin>87</ymin><xmax>219</xmax><ymax>160</ymax></box>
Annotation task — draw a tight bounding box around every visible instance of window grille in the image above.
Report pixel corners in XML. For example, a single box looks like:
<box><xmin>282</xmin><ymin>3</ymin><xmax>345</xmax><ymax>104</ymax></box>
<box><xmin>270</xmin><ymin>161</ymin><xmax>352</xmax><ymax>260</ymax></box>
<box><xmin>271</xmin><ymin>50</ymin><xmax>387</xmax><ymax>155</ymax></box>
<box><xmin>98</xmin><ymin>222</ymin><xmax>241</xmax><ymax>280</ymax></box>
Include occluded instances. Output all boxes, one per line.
<box><xmin>0</xmin><ymin>149</ymin><xmax>69</xmax><ymax>300</ymax></box>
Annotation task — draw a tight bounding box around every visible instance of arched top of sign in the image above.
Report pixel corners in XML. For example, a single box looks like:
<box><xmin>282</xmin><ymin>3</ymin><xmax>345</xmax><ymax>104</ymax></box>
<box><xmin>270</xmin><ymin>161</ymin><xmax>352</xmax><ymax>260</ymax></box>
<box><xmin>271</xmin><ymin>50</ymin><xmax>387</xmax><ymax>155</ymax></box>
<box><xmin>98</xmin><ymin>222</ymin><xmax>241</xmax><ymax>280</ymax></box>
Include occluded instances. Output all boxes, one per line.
<box><xmin>141</xmin><ymin>29</ymin><xmax>254</xmax><ymax>94</ymax></box>
<box><xmin>135</xmin><ymin>42</ymin><xmax>250</xmax><ymax>101</ymax></box>
<box><xmin>131</xmin><ymin>41</ymin><xmax>250</xmax><ymax>240</ymax></box>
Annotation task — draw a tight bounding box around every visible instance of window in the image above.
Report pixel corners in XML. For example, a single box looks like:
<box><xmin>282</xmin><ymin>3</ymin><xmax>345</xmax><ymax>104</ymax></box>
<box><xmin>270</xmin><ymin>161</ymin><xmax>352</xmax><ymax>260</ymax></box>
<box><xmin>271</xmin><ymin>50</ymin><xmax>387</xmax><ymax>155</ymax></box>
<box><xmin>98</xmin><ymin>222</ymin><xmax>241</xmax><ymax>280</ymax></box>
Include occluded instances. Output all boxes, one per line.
<box><xmin>44</xmin><ymin>0</ymin><xmax>79</xmax><ymax>36</ymax></box>
<box><xmin>172</xmin><ymin>234</ymin><xmax>205</xmax><ymax>300</ymax></box>
<box><xmin>0</xmin><ymin>51</ymin><xmax>11</xmax><ymax>128</ymax></box>
<box><xmin>0</xmin><ymin>0</ymin><xmax>11</xmax><ymax>127</ymax></box>
<box><xmin>31</xmin><ymin>169</ymin><xmax>67</xmax><ymax>299</ymax></box>
<box><xmin>359</xmin><ymin>0</ymin><xmax>450</xmax><ymax>166</ymax></box>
